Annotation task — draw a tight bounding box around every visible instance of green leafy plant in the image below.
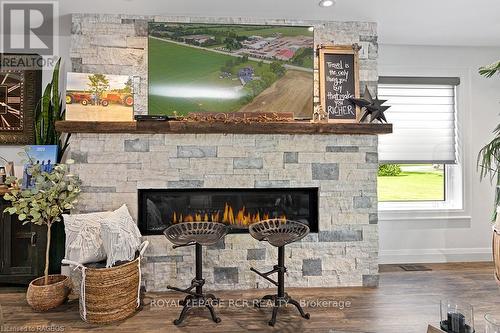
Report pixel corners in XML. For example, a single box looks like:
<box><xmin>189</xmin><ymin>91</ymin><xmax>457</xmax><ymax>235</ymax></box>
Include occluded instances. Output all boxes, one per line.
<box><xmin>479</xmin><ymin>61</ymin><xmax>500</xmax><ymax>78</ymax></box>
<box><xmin>378</xmin><ymin>164</ymin><xmax>402</xmax><ymax>177</ymax></box>
<box><xmin>35</xmin><ymin>58</ymin><xmax>70</xmax><ymax>163</ymax></box>
<box><xmin>478</xmin><ymin>124</ymin><xmax>500</xmax><ymax>222</ymax></box>
<box><xmin>3</xmin><ymin>162</ymin><xmax>81</xmax><ymax>285</ymax></box>
<box><xmin>477</xmin><ymin>60</ymin><xmax>500</xmax><ymax>221</ymax></box>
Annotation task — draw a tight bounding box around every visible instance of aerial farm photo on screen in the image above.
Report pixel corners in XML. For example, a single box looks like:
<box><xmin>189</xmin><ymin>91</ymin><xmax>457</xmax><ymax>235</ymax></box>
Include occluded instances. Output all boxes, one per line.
<box><xmin>148</xmin><ymin>23</ymin><xmax>314</xmax><ymax>118</ymax></box>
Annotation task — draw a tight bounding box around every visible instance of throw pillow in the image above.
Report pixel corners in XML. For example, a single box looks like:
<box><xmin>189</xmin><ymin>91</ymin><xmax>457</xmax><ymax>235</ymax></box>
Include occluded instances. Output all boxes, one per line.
<box><xmin>63</xmin><ymin>211</ymin><xmax>110</xmax><ymax>264</ymax></box>
<box><xmin>100</xmin><ymin>204</ymin><xmax>142</xmax><ymax>267</ymax></box>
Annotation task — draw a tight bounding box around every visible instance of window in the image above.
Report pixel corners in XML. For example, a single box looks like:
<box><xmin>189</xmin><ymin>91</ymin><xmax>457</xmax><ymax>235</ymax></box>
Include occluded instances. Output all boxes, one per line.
<box><xmin>377</xmin><ymin>77</ymin><xmax>462</xmax><ymax>210</ymax></box>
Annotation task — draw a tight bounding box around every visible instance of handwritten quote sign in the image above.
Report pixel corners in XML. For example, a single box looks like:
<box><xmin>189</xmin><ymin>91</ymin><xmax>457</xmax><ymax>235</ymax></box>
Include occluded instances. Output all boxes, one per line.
<box><xmin>319</xmin><ymin>46</ymin><xmax>360</xmax><ymax>122</ymax></box>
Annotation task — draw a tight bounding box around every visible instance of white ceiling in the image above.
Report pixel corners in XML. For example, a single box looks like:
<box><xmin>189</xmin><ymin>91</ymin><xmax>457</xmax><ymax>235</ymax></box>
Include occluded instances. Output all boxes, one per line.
<box><xmin>58</xmin><ymin>0</ymin><xmax>500</xmax><ymax>47</ymax></box>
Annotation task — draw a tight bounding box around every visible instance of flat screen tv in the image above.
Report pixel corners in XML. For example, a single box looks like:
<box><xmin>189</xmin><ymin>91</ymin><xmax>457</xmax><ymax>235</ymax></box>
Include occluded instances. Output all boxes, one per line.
<box><xmin>148</xmin><ymin>23</ymin><xmax>314</xmax><ymax>118</ymax></box>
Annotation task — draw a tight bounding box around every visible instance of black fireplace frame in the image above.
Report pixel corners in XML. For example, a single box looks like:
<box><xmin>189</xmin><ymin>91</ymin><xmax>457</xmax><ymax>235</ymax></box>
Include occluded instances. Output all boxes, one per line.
<box><xmin>138</xmin><ymin>187</ymin><xmax>319</xmax><ymax>235</ymax></box>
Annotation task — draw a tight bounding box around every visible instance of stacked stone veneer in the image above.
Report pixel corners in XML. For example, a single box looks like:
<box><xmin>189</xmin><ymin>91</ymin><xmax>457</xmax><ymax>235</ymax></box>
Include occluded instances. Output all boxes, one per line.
<box><xmin>69</xmin><ymin>14</ymin><xmax>379</xmax><ymax>290</ymax></box>
<box><xmin>70</xmin><ymin>14</ymin><xmax>378</xmax><ymax>113</ymax></box>
<box><xmin>69</xmin><ymin>133</ymin><xmax>379</xmax><ymax>291</ymax></box>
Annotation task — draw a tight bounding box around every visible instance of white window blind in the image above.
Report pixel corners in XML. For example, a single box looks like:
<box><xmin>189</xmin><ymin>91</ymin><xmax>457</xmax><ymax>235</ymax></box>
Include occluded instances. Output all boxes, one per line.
<box><xmin>378</xmin><ymin>77</ymin><xmax>459</xmax><ymax>164</ymax></box>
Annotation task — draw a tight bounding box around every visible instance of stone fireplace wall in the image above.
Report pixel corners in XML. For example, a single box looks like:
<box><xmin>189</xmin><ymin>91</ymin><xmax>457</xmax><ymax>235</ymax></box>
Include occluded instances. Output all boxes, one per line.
<box><xmin>69</xmin><ymin>133</ymin><xmax>379</xmax><ymax>291</ymax></box>
<box><xmin>68</xmin><ymin>14</ymin><xmax>380</xmax><ymax>291</ymax></box>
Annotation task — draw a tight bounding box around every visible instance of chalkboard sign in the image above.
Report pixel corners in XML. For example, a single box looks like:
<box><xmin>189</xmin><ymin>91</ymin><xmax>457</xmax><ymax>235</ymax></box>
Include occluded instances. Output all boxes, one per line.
<box><xmin>319</xmin><ymin>45</ymin><xmax>360</xmax><ymax>123</ymax></box>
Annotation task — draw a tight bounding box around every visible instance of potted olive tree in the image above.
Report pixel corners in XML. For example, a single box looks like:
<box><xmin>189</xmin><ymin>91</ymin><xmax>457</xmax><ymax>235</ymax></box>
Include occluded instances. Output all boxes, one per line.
<box><xmin>477</xmin><ymin>60</ymin><xmax>500</xmax><ymax>284</ymax></box>
<box><xmin>3</xmin><ymin>161</ymin><xmax>81</xmax><ymax>311</ymax></box>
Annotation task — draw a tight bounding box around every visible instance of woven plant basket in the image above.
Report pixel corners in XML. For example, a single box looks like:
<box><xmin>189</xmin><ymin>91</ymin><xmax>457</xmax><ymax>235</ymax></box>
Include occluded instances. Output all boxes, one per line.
<box><xmin>26</xmin><ymin>274</ymin><xmax>72</xmax><ymax>311</ymax></box>
<box><xmin>63</xmin><ymin>241</ymin><xmax>148</xmax><ymax>324</ymax></box>
<box><xmin>494</xmin><ymin>227</ymin><xmax>500</xmax><ymax>286</ymax></box>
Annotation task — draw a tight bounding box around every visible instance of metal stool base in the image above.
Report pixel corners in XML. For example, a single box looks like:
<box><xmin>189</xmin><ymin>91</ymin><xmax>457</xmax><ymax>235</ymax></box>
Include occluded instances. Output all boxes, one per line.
<box><xmin>164</xmin><ymin>223</ymin><xmax>228</xmax><ymax>326</ymax></box>
<box><xmin>255</xmin><ymin>293</ymin><xmax>310</xmax><ymax>326</ymax></box>
<box><xmin>167</xmin><ymin>243</ymin><xmax>221</xmax><ymax>325</ymax></box>
<box><xmin>172</xmin><ymin>293</ymin><xmax>221</xmax><ymax>325</ymax></box>
<box><xmin>251</xmin><ymin>245</ymin><xmax>311</xmax><ymax>326</ymax></box>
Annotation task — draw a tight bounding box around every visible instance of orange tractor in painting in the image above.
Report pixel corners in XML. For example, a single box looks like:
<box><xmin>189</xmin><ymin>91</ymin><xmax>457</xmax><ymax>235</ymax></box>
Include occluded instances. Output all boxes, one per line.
<box><xmin>66</xmin><ymin>91</ymin><xmax>134</xmax><ymax>107</ymax></box>
<box><xmin>100</xmin><ymin>92</ymin><xmax>134</xmax><ymax>107</ymax></box>
<box><xmin>65</xmin><ymin>92</ymin><xmax>92</xmax><ymax>105</ymax></box>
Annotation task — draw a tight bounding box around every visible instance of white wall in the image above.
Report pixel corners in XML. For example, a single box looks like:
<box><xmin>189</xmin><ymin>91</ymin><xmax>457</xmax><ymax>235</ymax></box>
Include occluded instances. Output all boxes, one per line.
<box><xmin>378</xmin><ymin>44</ymin><xmax>500</xmax><ymax>263</ymax></box>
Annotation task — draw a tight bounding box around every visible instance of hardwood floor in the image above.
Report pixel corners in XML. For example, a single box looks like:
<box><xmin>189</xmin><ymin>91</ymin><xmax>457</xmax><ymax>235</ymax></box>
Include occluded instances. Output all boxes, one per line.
<box><xmin>1</xmin><ymin>262</ymin><xmax>499</xmax><ymax>333</ymax></box>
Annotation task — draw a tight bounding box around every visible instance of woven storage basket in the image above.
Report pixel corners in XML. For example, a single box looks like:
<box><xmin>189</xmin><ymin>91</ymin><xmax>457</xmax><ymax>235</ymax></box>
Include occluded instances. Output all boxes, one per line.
<box><xmin>63</xmin><ymin>241</ymin><xmax>148</xmax><ymax>324</ymax></box>
<box><xmin>494</xmin><ymin>228</ymin><xmax>500</xmax><ymax>286</ymax></box>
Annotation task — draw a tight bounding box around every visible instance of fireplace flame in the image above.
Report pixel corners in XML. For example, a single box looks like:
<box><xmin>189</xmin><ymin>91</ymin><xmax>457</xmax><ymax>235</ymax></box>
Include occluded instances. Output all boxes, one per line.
<box><xmin>171</xmin><ymin>202</ymin><xmax>285</xmax><ymax>227</ymax></box>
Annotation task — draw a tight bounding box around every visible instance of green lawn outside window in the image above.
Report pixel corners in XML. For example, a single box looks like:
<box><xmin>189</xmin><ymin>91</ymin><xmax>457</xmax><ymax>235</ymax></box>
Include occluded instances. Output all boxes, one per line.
<box><xmin>377</xmin><ymin>164</ymin><xmax>445</xmax><ymax>202</ymax></box>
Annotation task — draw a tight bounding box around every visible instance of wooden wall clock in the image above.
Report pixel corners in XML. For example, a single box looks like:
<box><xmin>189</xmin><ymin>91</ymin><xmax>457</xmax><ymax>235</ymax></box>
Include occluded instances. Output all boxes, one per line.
<box><xmin>0</xmin><ymin>54</ymin><xmax>42</xmax><ymax>144</ymax></box>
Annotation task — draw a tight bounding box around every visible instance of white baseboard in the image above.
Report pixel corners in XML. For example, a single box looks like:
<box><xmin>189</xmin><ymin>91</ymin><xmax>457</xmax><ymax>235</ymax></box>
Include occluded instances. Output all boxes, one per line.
<box><xmin>379</xmin><ymin>247</ymin><xmax>492</xmax><ymax>264</ymax></box>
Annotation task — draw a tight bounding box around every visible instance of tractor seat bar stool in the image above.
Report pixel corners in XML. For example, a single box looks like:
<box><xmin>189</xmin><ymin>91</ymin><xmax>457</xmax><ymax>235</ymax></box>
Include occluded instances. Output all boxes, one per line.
<box><xmin>163</xmin><ymin>222</ymin><xmax>228</xmax><ymax>325</ymax></box>
<box><xmin>249</xmin><ymin>219</ymin><xmax>311</xmax><ymax>326</ymax></box>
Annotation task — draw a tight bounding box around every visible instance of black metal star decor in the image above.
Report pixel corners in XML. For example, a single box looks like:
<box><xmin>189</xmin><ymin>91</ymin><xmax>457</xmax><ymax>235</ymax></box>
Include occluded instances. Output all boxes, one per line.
<box><xmin>349</xmin><ymin>87</ymin><xmax>391</xmax><ymax>123</ymax></box>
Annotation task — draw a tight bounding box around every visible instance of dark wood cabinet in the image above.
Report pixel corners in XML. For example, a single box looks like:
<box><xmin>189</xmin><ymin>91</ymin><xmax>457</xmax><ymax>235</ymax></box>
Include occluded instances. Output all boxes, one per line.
<box><xmin>0</xmin><ymin>197</ymin><xmax>46</xmax><ymax>284</ymax></box>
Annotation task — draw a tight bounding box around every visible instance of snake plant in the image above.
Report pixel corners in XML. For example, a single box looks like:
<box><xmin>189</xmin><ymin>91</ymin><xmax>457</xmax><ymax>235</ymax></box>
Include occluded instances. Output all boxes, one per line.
<box><xmin>34</xmin><ymin>58</ymin><xmax>70</xmax><ymax>163</ymax></box>
<box><xmin>477</xmin><ymin>60</ymin><xmax>500</xmax><ymax>221</ymax></box>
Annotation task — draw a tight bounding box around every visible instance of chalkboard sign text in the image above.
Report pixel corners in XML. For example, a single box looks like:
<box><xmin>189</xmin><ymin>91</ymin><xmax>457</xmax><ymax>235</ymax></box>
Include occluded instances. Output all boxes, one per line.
<box><xmin>318</xmin><ymin>45</ymin><xmax>360</xmax><ymax>123</ymax></box>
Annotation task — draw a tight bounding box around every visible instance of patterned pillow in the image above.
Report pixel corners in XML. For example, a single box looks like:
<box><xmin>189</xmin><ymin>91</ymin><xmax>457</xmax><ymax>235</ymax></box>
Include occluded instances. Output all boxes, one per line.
<box><xmin>63</xmin><ymin>211</ymin><xmax>110</xmax><ymax>264</ymax></box>
<box><xmin>100</xmin><ymin>204</ymin><xmax>142</xmax><ymax>268</ymax></box>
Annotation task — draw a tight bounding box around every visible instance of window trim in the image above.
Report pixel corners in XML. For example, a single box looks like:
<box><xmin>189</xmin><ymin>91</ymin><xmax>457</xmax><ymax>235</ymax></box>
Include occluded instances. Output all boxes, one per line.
<box><xmin>377</xmin><ymin>68</ymin><xmax>471</xmax><ymax>222</ymax></box>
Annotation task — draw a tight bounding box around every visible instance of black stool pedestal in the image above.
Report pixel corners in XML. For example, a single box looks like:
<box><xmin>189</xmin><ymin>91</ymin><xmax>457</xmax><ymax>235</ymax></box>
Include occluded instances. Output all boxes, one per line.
<box><xmin>252</xmin><ymin>245</ymin><xmax>310</xmax><ymax>326</ymax></box>
<box><xmin>167</xmin><ymin>243</ymin><xmax>221</xmax><ymax>325</ymax></box>
<box><xmin>164</xmin><ymin>222</ymin><xmax>227</xmax><ymax>326</ymax></box>
<box><xmin>249</xmin><ymin>219</ymin><xmax>311</xmax><ymax>326</ymax></box>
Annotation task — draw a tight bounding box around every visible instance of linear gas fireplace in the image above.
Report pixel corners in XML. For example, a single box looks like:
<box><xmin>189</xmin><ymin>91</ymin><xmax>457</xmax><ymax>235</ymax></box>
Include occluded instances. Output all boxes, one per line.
<box><xmin>138</xmin><ymin>188</ymin><xmax>318</xmax><ymax>235</ymax></box>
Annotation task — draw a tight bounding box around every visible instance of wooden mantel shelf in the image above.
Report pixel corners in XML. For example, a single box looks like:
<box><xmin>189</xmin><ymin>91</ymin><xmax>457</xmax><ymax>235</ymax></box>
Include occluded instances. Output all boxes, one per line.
<box><xmin>55</xmin><ymin>120</ymin><xmax>392</xmax><ymax>135</ymax></box>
